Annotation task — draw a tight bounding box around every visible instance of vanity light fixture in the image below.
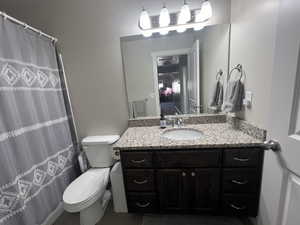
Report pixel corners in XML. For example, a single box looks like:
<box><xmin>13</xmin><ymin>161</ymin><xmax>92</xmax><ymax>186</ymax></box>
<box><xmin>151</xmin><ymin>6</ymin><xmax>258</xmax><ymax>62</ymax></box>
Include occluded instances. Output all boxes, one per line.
<box><xmin>139</xmin><ymin>1</ymin><xmax>212</xmax><ymax>36</ymax></box>
<box><xmin>159</xmin><ymin>5</ymin><xmax>171</xmax><ymax>35</ymax></box>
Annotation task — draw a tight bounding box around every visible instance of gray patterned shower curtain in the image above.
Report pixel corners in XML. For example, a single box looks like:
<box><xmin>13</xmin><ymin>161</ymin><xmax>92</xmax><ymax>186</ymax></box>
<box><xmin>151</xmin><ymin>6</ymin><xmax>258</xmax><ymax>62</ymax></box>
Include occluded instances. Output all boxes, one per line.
<box><xmin>0</xmin><ymin>17</ymin><xmax>76</xmax><ymax>225</ymax></box>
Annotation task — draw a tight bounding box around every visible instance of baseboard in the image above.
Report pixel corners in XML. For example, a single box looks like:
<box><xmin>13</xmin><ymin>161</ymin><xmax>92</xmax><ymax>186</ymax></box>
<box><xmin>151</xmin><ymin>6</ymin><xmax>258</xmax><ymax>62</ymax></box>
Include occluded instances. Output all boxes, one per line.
<box><xmin>41</xmin><ymin>202</ymin><xmax>64</xmax><ymax>225</ymax></box>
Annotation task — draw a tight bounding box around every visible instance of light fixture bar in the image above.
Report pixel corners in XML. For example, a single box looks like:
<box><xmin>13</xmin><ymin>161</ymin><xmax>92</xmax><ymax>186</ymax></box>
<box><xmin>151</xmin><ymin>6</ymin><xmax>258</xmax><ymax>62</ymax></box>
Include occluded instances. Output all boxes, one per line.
<box><xmin>138</xmin><ymin>8</ymin><xmax>208</xmax><ymax>34</ymax></box>
<box><xmin>139</xmin><ymin>20</ymin><xmax>206</xmax><ymax>33</ymax></box>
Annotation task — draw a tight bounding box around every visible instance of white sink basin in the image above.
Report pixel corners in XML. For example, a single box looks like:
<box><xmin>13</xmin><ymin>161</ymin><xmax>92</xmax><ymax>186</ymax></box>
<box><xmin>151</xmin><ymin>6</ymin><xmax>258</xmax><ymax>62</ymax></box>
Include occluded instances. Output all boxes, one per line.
<box><xmin>162</xmin><ymin>128</ymin><xmax>203</xmax><ymax>141</ymax></box>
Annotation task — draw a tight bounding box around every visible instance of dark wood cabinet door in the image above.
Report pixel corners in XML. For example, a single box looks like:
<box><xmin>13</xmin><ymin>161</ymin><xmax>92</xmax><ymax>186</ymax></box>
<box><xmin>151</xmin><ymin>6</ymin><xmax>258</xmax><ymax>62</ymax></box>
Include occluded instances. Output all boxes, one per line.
<box><xmin>157</xmin><ymin>169</ymin><xmax>188</xmax><ymax>212</ymax></box>
<box><xmin>189</xmin><ymin>169</ymin><xmax>220</xmax><ymax>213</ymax></box>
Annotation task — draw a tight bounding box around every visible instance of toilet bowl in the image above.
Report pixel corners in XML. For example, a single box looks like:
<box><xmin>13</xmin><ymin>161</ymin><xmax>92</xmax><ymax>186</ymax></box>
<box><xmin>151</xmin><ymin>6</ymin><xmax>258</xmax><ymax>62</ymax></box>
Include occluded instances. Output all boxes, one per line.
<box><xmin>63</xmin><ymin>135</ymin><xmax>120</xmax><ymax>225</ymax></box>
<box><xmin>63</xmin><ymin>168</ymin><xmax>110</xmax><ymax>212</ymax></box>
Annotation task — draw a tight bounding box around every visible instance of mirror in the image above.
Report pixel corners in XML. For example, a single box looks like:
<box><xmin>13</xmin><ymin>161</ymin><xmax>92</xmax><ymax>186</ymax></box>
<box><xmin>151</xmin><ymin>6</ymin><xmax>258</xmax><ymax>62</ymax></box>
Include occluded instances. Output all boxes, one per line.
<box><xmin>121</xmin><ymin>24</ymin><xmax>230</xmax><ymax>118</ymax></box>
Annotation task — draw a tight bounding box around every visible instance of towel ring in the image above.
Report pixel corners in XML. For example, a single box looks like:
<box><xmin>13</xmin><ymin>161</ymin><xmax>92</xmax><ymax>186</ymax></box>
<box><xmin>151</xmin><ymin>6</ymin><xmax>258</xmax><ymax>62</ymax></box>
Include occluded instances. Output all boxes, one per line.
<box><xmin>216</xmin><ymin>69</ymin><xmax>223</xmax><ymax>81</ymax></box>
<box><xmin>229</xmin><ymin>64</ymin><xmax>244</xmax><ymax>81</ymax></box>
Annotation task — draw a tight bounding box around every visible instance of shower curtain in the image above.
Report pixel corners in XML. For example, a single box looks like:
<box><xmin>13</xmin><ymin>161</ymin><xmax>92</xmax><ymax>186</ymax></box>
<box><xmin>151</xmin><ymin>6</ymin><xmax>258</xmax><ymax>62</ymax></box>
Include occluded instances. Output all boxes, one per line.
<box><xmin>0</xmin><ymin>17</ymin><xmax>76</xmax><ymax>225</ymax></box>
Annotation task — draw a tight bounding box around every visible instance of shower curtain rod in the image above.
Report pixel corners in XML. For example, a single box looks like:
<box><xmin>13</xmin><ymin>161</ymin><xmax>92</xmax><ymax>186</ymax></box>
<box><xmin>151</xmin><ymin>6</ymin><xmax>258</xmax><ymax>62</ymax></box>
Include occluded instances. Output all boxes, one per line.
<box><xmin>0</xmin><ymin>11</ymin><xmax>58</xmax><ymax>43</ymax></box>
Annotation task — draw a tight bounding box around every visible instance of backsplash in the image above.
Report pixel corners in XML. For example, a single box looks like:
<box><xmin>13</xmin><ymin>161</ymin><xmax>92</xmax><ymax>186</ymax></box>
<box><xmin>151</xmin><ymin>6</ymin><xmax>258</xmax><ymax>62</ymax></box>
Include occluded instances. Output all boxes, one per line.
<box><xmin>227</xmin><ymin>116</ymin><xmax>267</xmax><ymax>141</ymax></box>
<box><xmin>128</xmin><ymin>114</ymin><xmax>227</xmax><ymax>127</ymax></box>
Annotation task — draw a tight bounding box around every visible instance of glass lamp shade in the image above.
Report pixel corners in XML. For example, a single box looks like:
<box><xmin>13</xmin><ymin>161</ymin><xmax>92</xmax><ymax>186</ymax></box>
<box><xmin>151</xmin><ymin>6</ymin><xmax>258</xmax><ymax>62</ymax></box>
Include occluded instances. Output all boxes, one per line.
<box><xmin>159</xmin><ymin>6</ymin><xmax>170</xmax><ymax>35</ymax></box>
<box><xmin>179</xmin><ymin>3</ymin><xmax>191</xmax><ymax>23</ymax></box>
<box><xmin>139</xmin><ymin>9</ymin><xmax>152</xmax><ymax>37</ymax></box>
<box><xmin>139</xmin><ymin>9</ymin><xmax>151</xmax><ymax>29</ymax></box>
<box><xmin>196</xmin><ymin>1</ymin><xmax>212</xmax><ymax>22</ymax></box>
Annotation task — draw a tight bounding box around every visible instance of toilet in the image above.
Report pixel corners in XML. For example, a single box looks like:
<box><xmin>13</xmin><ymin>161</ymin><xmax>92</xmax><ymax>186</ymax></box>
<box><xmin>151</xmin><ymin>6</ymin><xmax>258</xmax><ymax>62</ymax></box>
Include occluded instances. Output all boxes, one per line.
<box><xmin>63</xmin><ymin>135</ymin><xmax>120</xmax><ymax>225</ymax></box>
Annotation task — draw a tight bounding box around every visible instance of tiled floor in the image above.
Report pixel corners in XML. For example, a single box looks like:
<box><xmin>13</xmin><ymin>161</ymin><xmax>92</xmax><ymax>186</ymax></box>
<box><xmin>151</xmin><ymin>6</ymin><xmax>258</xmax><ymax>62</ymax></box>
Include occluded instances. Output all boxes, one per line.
<box><xmin>53</xmin><ymin>203</ymin><xmax>142</xmax><ymax>225</ymax></box>
<box><xmin>53</xmin><ymin>203</ymin><xmax>251</xmax><ymax>225</ymax></box>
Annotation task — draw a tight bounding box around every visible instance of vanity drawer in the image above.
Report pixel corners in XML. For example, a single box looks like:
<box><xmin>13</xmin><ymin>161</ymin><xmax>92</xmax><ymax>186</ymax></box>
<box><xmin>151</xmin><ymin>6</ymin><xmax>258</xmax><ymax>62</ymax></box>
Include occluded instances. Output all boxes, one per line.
<box><xmin>125</xmin><ymin>169</ymin><xmax>155</xmax><ymax>191</ymax></box>
<box><xmin>223</xmin><ymin>169</ymin><xmax>260</xmax><ymax>193</ymax></box>
<box><xmin>121</xmin><ymin>152</ymin><xmax>153</xmax><ymax>168</ymax></box>
<box><xmin>222</xmin><ymin>194</ymin><xmax>258</xmax><ymax>216</ymax></box>
<box><xmin>127</xmin><ymin>193</ymin><xmax>158</xmax><ymax>213</ymax></box>
<box><xmin>223</xmin><ymin>149</ymin><xmax>263</xmax><ymax>168</ymax></box>
<box><xmin>156</xmin><ymin>150</ymin><xmax>221</xmax><ymax>168</ymax></box>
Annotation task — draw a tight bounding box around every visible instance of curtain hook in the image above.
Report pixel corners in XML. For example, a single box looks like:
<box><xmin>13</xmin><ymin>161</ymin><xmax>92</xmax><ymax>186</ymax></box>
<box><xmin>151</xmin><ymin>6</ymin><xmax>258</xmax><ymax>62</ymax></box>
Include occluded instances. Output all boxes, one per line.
<box><xmin>23</xmin><ymin>23</ymin><xmax>29</xmax><ymax>30</ymax></box>
<box><xmin>3</xmin><ymin>12</ymin><xmax>8</xmax><ymax>20</ymax></box>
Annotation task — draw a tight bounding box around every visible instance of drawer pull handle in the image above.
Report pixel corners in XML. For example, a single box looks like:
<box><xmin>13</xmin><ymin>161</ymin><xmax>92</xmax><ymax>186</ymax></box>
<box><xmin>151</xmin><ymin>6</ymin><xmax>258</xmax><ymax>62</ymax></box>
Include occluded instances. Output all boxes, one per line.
<box><xmin>131</xmin><ymin>159</ymin><xmax>146</xmax><ymax>164</ymax></box>
<box><xmin>233</xmin><ymin>157</ymin><xmax>249</xmax><ymax>162</ymax></box>
<box><xmin>230</xmin><ymin>203</ymin><xmax>247</xmax><ymax>210</ymax></box>
<box><xmin>136</xmin><ymin>202</ymin><xmax>150</xmax><ymax>208</ymax></box>
<box><xmin>191</xmin><ymin>172</ymin><xmax>196</xmax><ymax>177</ymax></box>
<box><xmin>133</xmin><ymin>179</ymin><xmax>148</xmax><ymax>185</ymax></box>
<box><xmin>231</xmin><ymin>179</ymin><xmax>248</xmax><ymax>185</ymax></box>
<box><xmin>182</xmin><ymin>172</ymin><xmax>186</xmax><ymax>177</ymax></box>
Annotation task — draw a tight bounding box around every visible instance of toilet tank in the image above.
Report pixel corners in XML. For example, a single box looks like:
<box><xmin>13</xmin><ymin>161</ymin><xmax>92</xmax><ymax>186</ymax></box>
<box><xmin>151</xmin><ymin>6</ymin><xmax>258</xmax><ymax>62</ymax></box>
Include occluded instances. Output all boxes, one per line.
<box><xmin>82</xmin><ymin>135</ymin><xmax>120</xmax><ymax>168</ymax></box>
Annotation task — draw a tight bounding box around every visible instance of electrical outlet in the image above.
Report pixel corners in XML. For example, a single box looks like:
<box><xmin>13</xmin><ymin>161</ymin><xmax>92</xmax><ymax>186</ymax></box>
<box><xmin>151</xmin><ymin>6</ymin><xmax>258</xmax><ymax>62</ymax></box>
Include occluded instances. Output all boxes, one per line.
<box><xmin>243</xmin><ymin>91</ymin><xmax>253</xmax><ymax>107</ymax></box>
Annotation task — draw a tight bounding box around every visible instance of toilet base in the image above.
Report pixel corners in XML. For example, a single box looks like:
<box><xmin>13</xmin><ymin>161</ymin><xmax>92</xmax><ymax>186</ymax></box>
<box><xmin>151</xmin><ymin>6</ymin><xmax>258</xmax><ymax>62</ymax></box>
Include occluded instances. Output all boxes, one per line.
<box><xmin>80</xmin><ymin>190</ymin><xmax>111</xmax><ymax>225</ymax></box>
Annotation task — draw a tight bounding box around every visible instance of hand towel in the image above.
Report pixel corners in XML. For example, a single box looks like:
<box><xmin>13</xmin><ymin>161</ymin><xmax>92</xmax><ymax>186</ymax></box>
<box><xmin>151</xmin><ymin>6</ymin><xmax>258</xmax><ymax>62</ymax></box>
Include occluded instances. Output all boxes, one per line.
<box><xmin>209</xmin><ymin>80</ymin><xmax>224</xmax><ymax>112</ymax></box>
<box><xmin>222</xmin><ymin>80</ymin><xmax>245</xmax><ymax>113</ymax></box>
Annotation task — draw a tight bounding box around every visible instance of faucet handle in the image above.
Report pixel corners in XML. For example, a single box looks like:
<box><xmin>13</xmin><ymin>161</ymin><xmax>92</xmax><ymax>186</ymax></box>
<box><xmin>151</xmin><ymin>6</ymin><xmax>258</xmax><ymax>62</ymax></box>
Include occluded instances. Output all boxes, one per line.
<box><xmin>176</xmin><ymin>118</ymin><xmax>184</xmax><ymax>127</ymax></box>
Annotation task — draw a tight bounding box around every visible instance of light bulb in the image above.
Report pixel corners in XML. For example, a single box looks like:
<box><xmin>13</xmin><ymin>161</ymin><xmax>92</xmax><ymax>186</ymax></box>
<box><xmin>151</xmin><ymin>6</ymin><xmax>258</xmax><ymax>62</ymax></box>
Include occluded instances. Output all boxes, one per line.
<box><xmin>160</xmin><ymin>29</ymin><xmax>169</xmax><ymax>35</ymax></box>
<box><xmin>193</xmin><ymin>23</ymin><xmax>205</xmax><ymax>31</ymax></box>
<box><xmin>142</xmin><ymin>31</ymin><xmax>152</xmax><ymax>37</ymax></box>
<box><xmin>139</xmin><ymin>9</ymin><xmax>151</xmax><ymax>29</ymax></box>
<box><xmin>159</xmin><ymin>6</ymin><xmax>170</xmax><ymax>35</ymax></box>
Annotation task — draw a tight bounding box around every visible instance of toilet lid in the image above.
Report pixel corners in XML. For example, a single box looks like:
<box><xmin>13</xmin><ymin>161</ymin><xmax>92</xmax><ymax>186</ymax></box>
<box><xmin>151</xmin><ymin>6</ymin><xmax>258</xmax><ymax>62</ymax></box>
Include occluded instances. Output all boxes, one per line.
<box><xmin>63</xmin><ymin>168</ymin><xmax>110</xmax><ymax>205</ymax></box>
<box><xmin>82</xmin><ymin>135</ymin><xmax>120</xmax><ymax>145</ymax></box>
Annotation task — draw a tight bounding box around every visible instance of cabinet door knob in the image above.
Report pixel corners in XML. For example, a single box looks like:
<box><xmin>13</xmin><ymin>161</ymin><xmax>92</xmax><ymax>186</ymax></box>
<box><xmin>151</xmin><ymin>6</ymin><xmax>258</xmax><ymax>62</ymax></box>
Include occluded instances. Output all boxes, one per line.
<box><xmin>191</xmin><ymin>172</ymin><xmax>196</xmax><ymax>177</ymax></box>
<box><xmin>182</xmin><ymin>172</ymin><xmax>186</xmax><ymax>177</ymax></box>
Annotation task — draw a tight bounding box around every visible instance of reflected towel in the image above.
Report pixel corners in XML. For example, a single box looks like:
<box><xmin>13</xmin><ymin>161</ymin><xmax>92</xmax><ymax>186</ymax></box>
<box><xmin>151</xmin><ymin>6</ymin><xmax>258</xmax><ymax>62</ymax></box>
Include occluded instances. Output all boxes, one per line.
<box><xmin>210</xmin><ymin>81</ymin><xmax>224</xmax><ymax>112</ymax></box>
<box><xmin>222</xmin><ymin>80</ymin><xmax>245</xmax><ymax>113</ymax></box>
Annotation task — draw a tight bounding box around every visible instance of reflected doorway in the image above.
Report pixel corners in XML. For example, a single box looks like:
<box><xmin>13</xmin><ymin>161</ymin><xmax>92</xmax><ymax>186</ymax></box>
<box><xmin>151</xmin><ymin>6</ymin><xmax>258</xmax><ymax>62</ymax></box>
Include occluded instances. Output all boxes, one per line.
<box><xmin>157</xmin><ymin>55</ymin><xmax>188</xmax><ymax>115</ymax></box>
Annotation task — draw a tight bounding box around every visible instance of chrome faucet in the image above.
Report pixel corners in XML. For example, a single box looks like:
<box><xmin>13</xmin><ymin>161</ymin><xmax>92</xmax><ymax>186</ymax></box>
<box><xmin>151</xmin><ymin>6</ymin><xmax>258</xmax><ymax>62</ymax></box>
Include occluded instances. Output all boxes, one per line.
<box><xmin>174</xmin><ymin>117</ymin><xmax>184</xmax><ymax>128</ymax></box>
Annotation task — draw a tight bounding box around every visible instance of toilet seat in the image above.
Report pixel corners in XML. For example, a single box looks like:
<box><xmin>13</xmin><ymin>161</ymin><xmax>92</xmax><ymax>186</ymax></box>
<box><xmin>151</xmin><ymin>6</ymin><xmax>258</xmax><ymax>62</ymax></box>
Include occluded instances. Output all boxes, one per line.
<box><xmin>63</xmin><ymin>168</ymin><xmax>110</xmax><ymax>212</ymax></box>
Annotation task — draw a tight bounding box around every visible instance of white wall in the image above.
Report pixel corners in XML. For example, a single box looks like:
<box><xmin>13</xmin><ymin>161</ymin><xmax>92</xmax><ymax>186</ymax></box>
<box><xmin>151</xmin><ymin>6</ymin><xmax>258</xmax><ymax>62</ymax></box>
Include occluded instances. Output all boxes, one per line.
<box><xmin>121</xmin><ymin>33</ymin><xmax>194</xmax><ymax>117</ymax></box>
<box><xmin>230</xmin><ymin>0</ymin><xmax>279</xmax><ymax>129</ymax></box>
<box><xmin>230</xmin><ymin>1</ymin><xmax>280</xmax><ymax>225</ymax></box>
<box><xmin>0</xmin><ymin>0</ymin><xmax>230</xmax><ymax>137</ymax></box>
<box><xmin>197</xmin><ymin>24</ymin><xmax>230</xmax><ymax>112</ymax></box>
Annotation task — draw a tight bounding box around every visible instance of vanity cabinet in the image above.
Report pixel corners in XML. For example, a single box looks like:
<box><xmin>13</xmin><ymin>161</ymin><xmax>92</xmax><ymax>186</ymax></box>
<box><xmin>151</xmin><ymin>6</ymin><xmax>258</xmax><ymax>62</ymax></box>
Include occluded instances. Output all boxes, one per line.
<box><xmin>120</xmin><ymin>148</ymin><xmax>264</xmax><ymax>216</ymax></box>
<box><xmin>156</xmin><ymin>169</ymin><xmax>219</xmax><ymax>213</ymax></box>
<box><xmin>156</xmin><ymin>168</ymin><xmax>220</xmax><ymax>213</ymax></box>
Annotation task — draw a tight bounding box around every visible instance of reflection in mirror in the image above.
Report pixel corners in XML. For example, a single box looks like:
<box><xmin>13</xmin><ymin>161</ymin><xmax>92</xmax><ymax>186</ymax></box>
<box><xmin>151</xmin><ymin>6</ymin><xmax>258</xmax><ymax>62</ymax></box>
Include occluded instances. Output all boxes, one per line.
<box><xmin>121</xmin><ymin>24</ymin><xmax>230</xmax><ymax>118</ymax></box>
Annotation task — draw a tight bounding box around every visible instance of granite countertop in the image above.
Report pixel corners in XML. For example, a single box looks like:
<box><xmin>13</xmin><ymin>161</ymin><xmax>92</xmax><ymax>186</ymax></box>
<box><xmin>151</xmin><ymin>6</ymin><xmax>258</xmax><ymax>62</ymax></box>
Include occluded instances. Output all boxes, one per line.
<box><xmin>113</xmin><ymin>123</ymin><xmax>263</xmax><ymax>150</ymax></box>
